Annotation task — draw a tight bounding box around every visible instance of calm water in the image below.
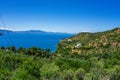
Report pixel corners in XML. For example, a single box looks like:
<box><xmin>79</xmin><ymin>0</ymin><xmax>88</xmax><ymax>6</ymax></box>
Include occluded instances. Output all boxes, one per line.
<box><xmin>0</xmin><ymin>33</ymin><xmax>73</xmax><ymax>51</ymax></box>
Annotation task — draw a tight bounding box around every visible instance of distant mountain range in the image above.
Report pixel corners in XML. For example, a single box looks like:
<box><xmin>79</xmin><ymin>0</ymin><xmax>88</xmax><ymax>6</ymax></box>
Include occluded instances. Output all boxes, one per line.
<box><xmin>0</xmin><ymin>29</ymin><xmax>74</xmax><ymax>35</ymax></box>
<box><xmin>0</xmin><ymin>29</ymin><xmax>13</xmax><ymax>33</ymax></box>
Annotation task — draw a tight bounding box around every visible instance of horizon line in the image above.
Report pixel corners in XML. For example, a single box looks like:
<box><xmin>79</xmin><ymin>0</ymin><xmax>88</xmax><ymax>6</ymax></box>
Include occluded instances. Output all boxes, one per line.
<box><xmin>0</xmin><ymin>27</ymin><xmax>120</xmax><ymax>34</ymax></box>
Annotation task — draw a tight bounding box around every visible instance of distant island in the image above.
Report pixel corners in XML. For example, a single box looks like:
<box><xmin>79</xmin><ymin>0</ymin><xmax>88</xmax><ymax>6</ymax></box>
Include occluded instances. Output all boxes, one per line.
<box><xmin>0</xmin><ymin>29</ymin><xmax>72</xmax><ymax>35</ymax></box>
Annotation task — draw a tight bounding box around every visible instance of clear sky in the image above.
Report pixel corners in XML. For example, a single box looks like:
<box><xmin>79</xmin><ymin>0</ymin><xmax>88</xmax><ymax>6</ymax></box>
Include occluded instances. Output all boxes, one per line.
<box><xmin>0</xmin><ymin>0</ymin><xmax>120</xmax><ymax>33</ymax></box>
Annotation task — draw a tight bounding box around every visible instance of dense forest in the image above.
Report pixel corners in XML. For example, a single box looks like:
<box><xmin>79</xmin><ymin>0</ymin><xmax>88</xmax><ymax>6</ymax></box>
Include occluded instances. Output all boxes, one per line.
<box><xmin>0</xmin><ymin>28</ymin><xmax>120</xmax><ymax>80</ymax></box>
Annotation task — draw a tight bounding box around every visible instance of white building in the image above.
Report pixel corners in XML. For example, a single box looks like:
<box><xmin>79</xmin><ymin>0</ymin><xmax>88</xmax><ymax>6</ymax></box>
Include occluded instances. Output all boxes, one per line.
<box><xmin>75</xmin><ymin>43</ymin><xmax>82</xmax><ymax>48</ymax></box>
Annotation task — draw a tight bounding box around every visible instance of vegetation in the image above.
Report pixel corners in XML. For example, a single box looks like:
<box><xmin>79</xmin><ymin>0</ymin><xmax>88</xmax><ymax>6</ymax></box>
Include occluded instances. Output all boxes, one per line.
<box><xmin>57</xmin><ymin>28</ymin><xmax>120</xmax><ymax>54</ymax></box>
<box><xmin>0</xmin><ymin>28</ymin><xmax>120</xmax><ymax>80</ymax></box>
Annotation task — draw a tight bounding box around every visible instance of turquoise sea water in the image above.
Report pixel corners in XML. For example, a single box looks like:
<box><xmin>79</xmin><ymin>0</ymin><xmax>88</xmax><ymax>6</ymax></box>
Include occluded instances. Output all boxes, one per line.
<box><xmin>0</xmin><ymin>33</ymin><xmax>73</xmax><ymax>51</ymax></box>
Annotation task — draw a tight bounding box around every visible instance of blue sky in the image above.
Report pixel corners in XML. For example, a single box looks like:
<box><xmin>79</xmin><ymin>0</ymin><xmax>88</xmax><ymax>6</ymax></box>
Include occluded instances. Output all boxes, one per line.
<box><xmin>0</xmin><ymin>0</ymin><xmax>120</xmax><ymax>33</ymax></box>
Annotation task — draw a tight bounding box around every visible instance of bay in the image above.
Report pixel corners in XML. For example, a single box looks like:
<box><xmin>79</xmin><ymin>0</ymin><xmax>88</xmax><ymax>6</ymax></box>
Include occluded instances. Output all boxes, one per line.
<box><xmin>0</xmin><ymin>32</ymin><xmax>73</xmax><ymax>51</ymax></box>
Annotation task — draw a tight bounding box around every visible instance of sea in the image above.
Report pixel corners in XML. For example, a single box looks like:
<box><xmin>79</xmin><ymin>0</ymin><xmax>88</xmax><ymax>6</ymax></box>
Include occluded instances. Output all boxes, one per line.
<box><xmin>0</xmin><ymin>33</ymin><xmax>73</xmax><ymax>51</ymax></box>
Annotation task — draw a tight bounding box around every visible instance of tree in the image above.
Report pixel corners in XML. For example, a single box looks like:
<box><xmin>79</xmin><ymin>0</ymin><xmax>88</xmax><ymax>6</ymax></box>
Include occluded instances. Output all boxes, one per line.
<box><xmin>0</xmin><ymin>46</ymin><xmax>5</xmax><ymax>49</ymax></box>
<box><xmin>40</xmin><ymin>62</ymin><xmax>59</xmax><ymax>79</ymax></box>
<box><xmin>10</xmin><ymin>68</ymin><xmax>34</xmax><ymax>80</ymax></box>
<box><xmin>62</xmin><ymin>69</ymin><xmax>74</xmax><ymax>80</ymax></box>
<box><xmin>45</xmin><ymin>48</ymin><xmax>50</xmax><ymax>58</ymax></box>
<box><xmin>75</xmin><ymin>68</ymin><xmax>85</xmax><ymax>80</ymax></box>
<box><xmin>7</xmin><ymin>46</ymin><xmax>16</xmax><ymax>52</ymax></box>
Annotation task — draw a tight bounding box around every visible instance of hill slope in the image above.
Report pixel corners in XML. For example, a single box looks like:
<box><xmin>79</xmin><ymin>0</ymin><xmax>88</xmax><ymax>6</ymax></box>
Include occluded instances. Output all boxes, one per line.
<box><xmin>57</xmin><ymin>28</ymin><xmax>120</xmax><ymax>54</ymax></box>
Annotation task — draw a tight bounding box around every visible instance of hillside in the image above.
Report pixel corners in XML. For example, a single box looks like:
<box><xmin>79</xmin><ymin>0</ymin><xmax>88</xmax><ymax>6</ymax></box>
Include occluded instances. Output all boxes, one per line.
<box><xmin>57</xmin><ymin>28</ymin><xmax>120</xmax><ymax>55</ymax></box>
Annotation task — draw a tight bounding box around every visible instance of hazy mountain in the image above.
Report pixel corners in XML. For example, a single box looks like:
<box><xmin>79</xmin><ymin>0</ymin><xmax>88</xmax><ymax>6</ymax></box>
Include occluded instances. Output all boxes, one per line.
<box><xmin>14</xmin><ymin>30</ymin><xmax>47</xmax><ymax>34</ymax></box>
<box><xmin>0</xmin><ymin>29</ymin><xmax>74</xmax><ymax>35</ymax></box>
<box><xmin>0</xmin><ymin>29</ymin><xmax>13</xmax><ymax>34</ymax></box>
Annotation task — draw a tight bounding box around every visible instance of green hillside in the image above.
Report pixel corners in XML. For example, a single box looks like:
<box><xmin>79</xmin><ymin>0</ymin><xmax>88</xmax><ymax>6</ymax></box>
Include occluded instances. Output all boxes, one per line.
<box><xmin>57</xmin><ymin>28</ymin><xmax>120</xmax><ymax>55</ymax></box>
